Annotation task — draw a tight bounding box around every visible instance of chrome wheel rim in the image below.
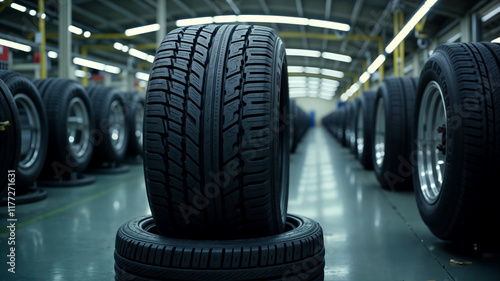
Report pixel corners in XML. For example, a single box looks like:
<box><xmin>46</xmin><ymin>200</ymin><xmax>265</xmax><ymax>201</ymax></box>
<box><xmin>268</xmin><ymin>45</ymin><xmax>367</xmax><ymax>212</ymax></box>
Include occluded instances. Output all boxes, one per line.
<box><xmin>417</xmin><ymin>81</ymin><xmax>447</xmax><ymax>204</ymax></box>
<box><xmin>109</xmin><ymin>99</ymin><xmax>126</xmax><ymax>151</ymax></box>
<box><xmin>67</xmin><ymin>97</ymin><xmax>90</xmax><ymax>158</ymax></box>
<box><xmin>374</xmin><ymin>98</ymin><xmax>385</xmax><ymax>168</ymax></box>
<box><xmin>135</xmin><ymin>102</ymin><xmax>144</xmax><ymax>148</ymax></box>
<box><xmin>14</xmin><ymin>93</ymin><xmax>41</xmax><ymax>168</ymax></box>
<box><xmin>357</xmin><ymin>107</ymin><xmax>364</xmax><ymax>157</ymax></box>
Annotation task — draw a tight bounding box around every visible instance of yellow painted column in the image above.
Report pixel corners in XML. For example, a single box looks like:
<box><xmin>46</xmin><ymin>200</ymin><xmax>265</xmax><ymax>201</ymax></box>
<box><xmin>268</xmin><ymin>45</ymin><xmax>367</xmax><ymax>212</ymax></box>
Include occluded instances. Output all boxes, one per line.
<box><xmin>39</xmin><ymin>0</ymin><xmax>46</xmax><ymax>78</ymax></box>
<box><xmin>400</xmin><ymin>10</ymin><xmax>405</xmax><ymax>77</ymax></box>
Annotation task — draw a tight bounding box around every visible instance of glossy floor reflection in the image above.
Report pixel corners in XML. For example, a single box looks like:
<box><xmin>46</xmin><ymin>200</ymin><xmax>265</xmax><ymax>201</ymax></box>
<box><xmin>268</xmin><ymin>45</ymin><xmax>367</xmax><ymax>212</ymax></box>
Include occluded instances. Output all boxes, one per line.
<box><xmin>1</xmin><ymin>127</ymin><xmax>499</xmax><ymax>280</ymax></box>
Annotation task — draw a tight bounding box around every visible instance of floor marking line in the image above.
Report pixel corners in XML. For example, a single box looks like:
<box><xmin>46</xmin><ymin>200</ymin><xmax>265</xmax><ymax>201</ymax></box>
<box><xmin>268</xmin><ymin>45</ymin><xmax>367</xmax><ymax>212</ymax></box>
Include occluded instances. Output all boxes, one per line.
<box><xmin>0</xmin><ymin>177</ymin><xmax>143</xmax><ymax>234</ymax></box>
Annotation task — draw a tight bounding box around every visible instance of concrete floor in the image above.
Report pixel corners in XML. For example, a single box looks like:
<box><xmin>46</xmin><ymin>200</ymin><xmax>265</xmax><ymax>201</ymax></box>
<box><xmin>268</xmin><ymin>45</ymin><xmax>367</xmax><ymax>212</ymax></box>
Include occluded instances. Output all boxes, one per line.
<box><xmin>1</xmin><ymin>127</ymin><xmax>500</xmax><ymax>281</ymax></box>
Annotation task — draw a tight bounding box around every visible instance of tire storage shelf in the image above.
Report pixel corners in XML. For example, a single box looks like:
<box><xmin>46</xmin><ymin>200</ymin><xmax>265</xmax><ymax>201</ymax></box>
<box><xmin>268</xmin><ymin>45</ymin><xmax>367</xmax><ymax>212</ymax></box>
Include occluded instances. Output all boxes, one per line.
<box><xmin>115</xmin><ymin>24</ymin><xmax>325</xmax><ymax>281</ymax></box>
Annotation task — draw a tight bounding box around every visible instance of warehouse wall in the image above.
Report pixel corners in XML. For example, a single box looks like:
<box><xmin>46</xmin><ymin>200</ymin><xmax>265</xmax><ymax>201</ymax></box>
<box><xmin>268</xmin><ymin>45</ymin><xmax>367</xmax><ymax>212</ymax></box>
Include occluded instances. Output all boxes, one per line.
<box><xmin>294</xmin><ymin>97</ymin><xmax>337</xmax><ymax>126</ymax></box>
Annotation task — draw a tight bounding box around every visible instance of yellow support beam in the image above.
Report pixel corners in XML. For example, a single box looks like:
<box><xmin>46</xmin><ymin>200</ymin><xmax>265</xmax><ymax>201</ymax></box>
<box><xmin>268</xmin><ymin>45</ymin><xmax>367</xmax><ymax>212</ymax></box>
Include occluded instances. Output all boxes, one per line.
<box><xmin>394</xmin><ymin>10</ymin><xmax>400</xmax><ymax>77</ymax></box>
<box><xmin>39</xmin><ymin>0</ymin><xmax>46</xmax><ymax>79</ymax></box>
<box><xmin>362</xmin><ymin>59</ymin><xmax>369</xmax><ymax>90</ymax></box>
<box><xmin>82</xmin><ymin>47</ymin><xmax>88</xmax><ymax>86</ymax></box>
<box><xmin>134</xmin><ymin>43</ymin><xmax>158</xmax><ymax>50</ymax></box>
<box><xmin>400</xmin><ymin>10</ymin><xmax>405</xmax><ymax>77</ymax></box>
<box><xmin>0</xmin><ymin>0</ymin><xmax>15</xmax><ymax>13</ymax></box>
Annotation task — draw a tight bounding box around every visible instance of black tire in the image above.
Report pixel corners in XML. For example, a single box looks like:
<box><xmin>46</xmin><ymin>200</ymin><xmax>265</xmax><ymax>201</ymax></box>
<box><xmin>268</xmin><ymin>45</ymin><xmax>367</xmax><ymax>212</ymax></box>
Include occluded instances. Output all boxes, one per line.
<box><xmin>372</xmin><ymin>77</ymin><xmax>418</xmax><ymax>190</ymax></box>
<box><xmin>87</xmin><ymin>86</ymin><xmax>129</xmax><ymax>164</ymax></box>
<box><xmin>114</xmin><ymin>215</ymin><xmax>324</xmax><ymax>281</ymax></box>
<box><xmin>356</xmin><ymin>90</ymin><xmax>376</xmax><ymax>170</ymax></box>
<box><xmin>144</xmin><ymin>25</ymin><xmax>290</xmax><ymax>239</ymax></box>
<box><xmin>413</xmin><ymin>42</ymin><xmax>500</xmax><ymax>243</ymax></box>
<box><xmin>0</xmin><ymin>80</ymin><xmax>20</xmax><ymax>198</ymax></box>
<box><xmin>125</xmin><ymin>93</ymin><xmax>145</xmax><ymax>157</ymax></box>
<box><xmin>36</xmin><ymin>79</ymin><xmax>94</xmax><ymax>178</ymax></box>
<box><xmin>290</xmin><ymin>99</ymin><xmax>297</xmax><ymax>153</ymax></box>
<box><xmin>349</xmin><ymin>98</ymin><xmax>361</xmax><ymax>155</ymax></box>
<box><xmin>339</xmin><ymin>106</ymin><xmax>348</xmax><ymax>146</ymax></box>
<box><xmin>0</xmin><ymin>61</ymin><xmax>8</xmax><ymax>71</ymax></box>
<box><xmin>0</xmin><ymin>71</ymin><xmax>48</xmax><ymax>186</ymax></box>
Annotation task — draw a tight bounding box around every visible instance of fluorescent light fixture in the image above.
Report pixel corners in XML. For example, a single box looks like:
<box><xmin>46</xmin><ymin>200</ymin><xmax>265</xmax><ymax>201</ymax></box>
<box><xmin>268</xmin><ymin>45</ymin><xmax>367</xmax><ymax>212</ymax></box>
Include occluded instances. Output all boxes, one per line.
<box><xmin>68</xmin><ymin>25</ymin><xmax>83</xmax><ymax>35</ymax></box>
<box><xmin>74</xmin><ymin>69</ymin><xmax>86</xmax><ymax>78</ymax></box>
<box><xmin>340</xmin><ymin>93</ymin><xmax>348</xmax><ymax>102</ymax></box>
<box><xmin>213</xmin><ymin>15</ymin><xmax>238</xmax><ymax>23</ymax></box>
<box><xmin>322</xmin><ymin>52</ymin><xmax>352</xmax><ymax>63</ymax></box>
<box><xmin>73</xmin><ymin>57</ymin><xmax>105</xmax><ymax>71</ymax></box>
<box><xmin>41</xmin><ymin>13</ymin><xmax>46</xmax><ymax>20</ymax></box>
<box><xmin>147</xmin><ymin>55</ymin><xmax>155</xmax><ymax>63</ymax></box>
<box><xmin>176</xmin><ymin>17</ymin><xmax>213</xmax><ymax>27</ymax></box>
<box><xmin>305</xmin><ymin>67</ymin><xmax>321</xmax><ymax>74</ymax></box>
<box><xmin>125</xmin><ymin>23</ymin><xmax>160</xmax><ymax>36</ymax></box>
<box><xmin>47</xmin><ymin>51</ymin><xmax>58</xmax><ymax>59</ymax></box>
<box><xmin>121</xmin><ymin>45</ymin><xmax>129</xmax><ymax>52</ymax></box>
<box><xmin>308</xmin><ymin>19</ymin><xmax>350</xmax><ymax>32</ymax></box>
<box><xmin>482</xmin><ymin>5</ymin><xmax>500</xmax><ymax>22</ymax></box>
<box><xmin>83</xmin><ymin>31</ymin><xmax>91</xmax><ymax>38</ymax></box>
<box><xmin>104</xmin><ymin>65</ymin><xmax>121</xmax><ymax>74</ymax></box>
<box><xmin>129</xmin><ymin>48</ymin><xmax>150</xmax><ymax>61</ymax></box>
<box><xmin>492</xmin><ymin>37</ymin><xmax>500</xmax><ymax>43</ymax></box>
<box><xmin>359</xmin><ymin>72</ymin><xmax>370</xmax><ymax>83</ymax></box>
<box><xmin>385</xmin><ymin>0</ymin><xmax>438</xmax><ymax>54</ymax></box>
<box><xmin>0</xmin><ymin>38</ymin><xmax>32</xmax><ymax>52</ymax></box>
<box><xmin>350</xmin><ymin>83</ymin><xmax>360</xmax><ymax>93</ymax></box>
<box><xmin>286</xmin><ymin>48</ymin><xmax>321</xmax><ymax>57</ymax></box>
<box><xmin>321</xmin><ymin>69</ymin><xmax>344</xmax><ymax>78</ymax></box>
<box><xmin>136</xmin><ymin>72</ymin><xmax>150</xmax><ymax>81</ymax></box>
<box><xmin>367</xmin><ymin>54</ymin><xmax>386</xmax><ymax>74</ymax></box>
<box><xmin>238</xmin><ymin>15</ymin><xmax>308</xmax><ymax>25</ymax></box>
<box><xmin>288</xmin><ymin>66</ymin><xmax>305</xmax><ymax>73</ymax></box>
<box><xmin>29</xmin><ymin>9</ymin><xmax>36</xmax><ymax>16</ymax></box>
<box><xmin>113</xmin><ymin>42</ymin><xmax>124</xmax><ymax>50</ymax></box>
<box><xmin>10</xmin><ymin>3</ymin><xmax>27</xmax><ymax>12</ymax></box>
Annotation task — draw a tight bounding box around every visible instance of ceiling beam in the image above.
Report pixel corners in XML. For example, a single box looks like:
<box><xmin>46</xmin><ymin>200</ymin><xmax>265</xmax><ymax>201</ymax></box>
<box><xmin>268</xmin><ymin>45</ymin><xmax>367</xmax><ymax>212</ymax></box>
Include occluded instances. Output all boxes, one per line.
<box><xmin>172</xmin><ymin>0</ymin><xmax>197</xmax><ymax>17</ymax></box>
<box><xmin>319</xmin><ymin>0</ymin><xmax>333</xmax><ymax>68</ymax></box>
<box><xmin>203</xmin><ymin>0</ymin><xmax>223</xmax><ymax>15</ymax></box>
<box><xmin>226</xmin><ymin>0</ymin><xmax>241</xmax><ymax>15</ymax></box>
<box><xmin>295</xmin><ymin>0</ymin><xmax>309</xmax><ymax>66</ymax></box>
<box><xmin>333</xmin><ymin>0</ymin><xmax>363</xmax><ymax>69</ymax></box>
<box><xmin>101</xmin><ymin>1</ymin><xmax>147</xmax><ymax>25</ymax></box>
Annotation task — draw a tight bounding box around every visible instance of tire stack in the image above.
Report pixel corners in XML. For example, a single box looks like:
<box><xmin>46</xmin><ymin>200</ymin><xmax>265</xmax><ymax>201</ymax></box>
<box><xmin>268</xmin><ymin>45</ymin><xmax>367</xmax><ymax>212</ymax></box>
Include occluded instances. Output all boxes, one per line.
<box><xmin>115</xmin><ymin>24</ymin><xmax>325</xmax><ymax>281</ymax></box>
<box><xmin>290</xmin><ymin>100</ymin><xmax>311</xmax><ymax>153</ymax></box>
<box><xmin>85</xmin><ymin>86</ymin><xmax>130</xmax><ymax>173</ymax></box>
<box><xmin>122</xmin><ymin>91</ymin><xmax>145</xmax><ymax>160</ymax></box>
<box><xmin>0</xmin><ymin>61</ymin><xmax>8</xmax><ymax>70</ymax></box>
<box><xmin>0</xmin><ymin>71</ymin><xmax>49</xmax><ymax>203</ymax></box>
<box><xmin>33</xmin><ymin>78</ymin><xmax>95</xmax><ymax>186</ymax></box>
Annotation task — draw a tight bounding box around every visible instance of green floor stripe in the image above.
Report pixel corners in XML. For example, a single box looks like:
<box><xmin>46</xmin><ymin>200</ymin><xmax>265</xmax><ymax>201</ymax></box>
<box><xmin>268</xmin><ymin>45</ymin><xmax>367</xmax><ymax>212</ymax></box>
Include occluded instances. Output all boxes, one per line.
<box><xmin>0</xmin><ymin>177</ymin><xmax>142</xmax><ymax>234</ymax></box>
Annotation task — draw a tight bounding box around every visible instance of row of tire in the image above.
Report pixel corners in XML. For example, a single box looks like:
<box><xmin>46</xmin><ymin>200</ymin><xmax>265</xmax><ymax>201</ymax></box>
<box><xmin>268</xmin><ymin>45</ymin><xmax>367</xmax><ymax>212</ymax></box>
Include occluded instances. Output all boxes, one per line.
<box><xmin>290</xmin><ymin>100</ymin><xmax>310</xmax><ymax>153</ymax></box>
<box><xmin>323</xmin><ymin>42</ymin><xmax>500</xmax><ymax>247</ymax></box>
<box><xmin>0</xmin><ymin>70</ymin><xmax>145</xmax><ymax>200</ymax></box>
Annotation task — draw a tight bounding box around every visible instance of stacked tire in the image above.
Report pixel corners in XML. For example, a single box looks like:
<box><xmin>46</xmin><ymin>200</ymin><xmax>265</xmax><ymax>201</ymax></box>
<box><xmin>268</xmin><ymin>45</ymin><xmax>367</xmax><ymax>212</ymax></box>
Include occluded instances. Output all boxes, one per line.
<box><xmin>122</xmin><ymin>91</ymin><xmax>145</xmax><ymax>158</ymax></box>
<box><xmin>290</xmin><ymin>100</ymin><xmax>311</xmax><ymax>153</ymax></box>
<box><xmin>115</xmin><ymin>24</ymin><xmax>325</xmax><ymax>281</ymax></box>
<box><xmin>413</xmin><ymin>42</ymin><xmax>500</xmax><ymax>246</ymax></box>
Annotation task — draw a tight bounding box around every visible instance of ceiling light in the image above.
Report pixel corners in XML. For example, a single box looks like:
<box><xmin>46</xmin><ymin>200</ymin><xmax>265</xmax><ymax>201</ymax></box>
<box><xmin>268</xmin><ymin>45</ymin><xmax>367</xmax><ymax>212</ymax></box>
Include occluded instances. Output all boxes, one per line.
<box><xmin>68</xmin><ymin>25</ymin><xmax>83</xmax><ymax>35</ymax></box>
<box><xmin>385</xmin><ymin>0</ymin><xmax>438</xmax><ymax>54</ymax></box>
<box><xmin>121</xmin><ymin>46</ymin><xmax>129</xmax><ymax>52</ymax></box>
<box><xmin>288</xmin><ymin>66</ymin><xmax>305</xmax><ymax>73</ymax></box>
<box><xmin>136</xmin><ymin>72</ymin><xmax>150</xmax><ymax>81</ymax></box>
<box><xmin>147</xmin><ymin>55</ymin><xmax>155</xmax><ymax>63</ymax></box>
<box><xmin>74</xmin><ymin>70</ymin><xmax>86</xmax><ymax>78</ymax></box>
<box><xmin>129</xmin><ymin>48</ymin><xmax>150</xmax><ymax>61</ymax></box>
<box><xmin>308</xmin><ymin>19</ymin><xmax>350</xmax><ymax>32</ymax></box>
<box><xmin>213</xmin><ymin>15</ymin><xmax>238</xmax><ymax>23</ymax></box>
<box><xmin>104</xmin><ymin>65</ymin><xmax>121</xmax><ymax>74</ymax></box>
<box><xmin>321</xmin><ymin>69</ymin><xmax>344</xmax><ymax>78</ymax></box>
<box><xmin>482</xmin><ymin>5</ymin><xmax>500</xmax><ymax>22</ymax></box>
<box><xmin>286</xmin><ymin>48</ymin><xmax>321</xmax><ymax>57</ymax></box>
<box><xmin>305</xmin><ymin>67</ymin><xmax>321</xmax><ymax>74</ymax></box>
<box><xmin>10</xmin><ymin>3</ymin><xmax>27</xmax><ymax>12</ymax></box>
<box><xmin>0</xmin><ymin>38</ymin><xmax>32</xmax><ymax>52</ymax></box>
<box><xmin>40</xmin><ymin>13</ymin><xmax>46</xmax><ymax>20</ymax></box>
<box><xmin>492</xmin><ymin>37</ymin><xmax>500</xmax><ymax>43</ymax></box>
<box><xmin>83</xmin><ymin>31</ymin><xmax>91</xmax><ymax>38</ymax></box>
<box><xmin>29</xmin><ymin>9</ymin><xmax>36</xmax><ymax>16</ymax></box>
<box><xmin>359</xmin><ymin>72</ymin><xmax>370</xmax><ymax>83</ymax></box>
<box><xmin>73</xmin><ymin>57</ymin><xmax>105</xmax><ymax>71</ymax></box>
<box><xmin>176</xmin><ymin>17</ymin><xmax>213</xmax><ymax>27</ymax></box>
<box><xmin>238</xmin><ymin>15</ymin><xmax>308</xmax><ymax>25</ymax></box>
<box><xmin>125</xmin><ymin>23</ymin><xmax>160</xmax><ymax>36</ymax></box>
<box><xmin>113</xmin><ymin>42</ymin><xmax>124</xmax><ymax>50</ymax></box>
<box><xmin>47</xmin><ymin>51</ymin><xmax>58</xmax><ymax>59</ymax></box>
<box><xmin>367</xmin><ymin>54</ymin><xmax>386</xmax><ymax>74</ymax></box>
<box><xmin>322</xmin><ymin>52</ymin><xmax>352</xmax><ymax>63</ymax></box>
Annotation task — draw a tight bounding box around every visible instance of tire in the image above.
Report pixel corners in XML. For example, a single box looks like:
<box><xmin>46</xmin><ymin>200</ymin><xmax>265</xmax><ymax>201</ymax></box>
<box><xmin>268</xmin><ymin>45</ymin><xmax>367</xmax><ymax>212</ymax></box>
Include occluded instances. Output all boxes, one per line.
<box><xmin>0</xmin><ymin>71</ymin><xmax>48</xmax><ymax>186</ymax></box>
<box><xmin>339</xmin><ymin>106</ymin><xmax>348</xmax><ymax>146</ymax></box>
<box><xmin>87</xmin><ymin>86</ymin><xmax>129</xmax><ymax>164</ymax></box>
<box><xmin>290</xmin><ymin>99</ymin><xmax>297</xmax><ymax>153</ymax></box>
<box><xmin>0</xmin><ymin>61</ymin><xmax>8</xmax><ymax>70</ymax></box>
<box><xmin>144</xmin><ymin>24</ymin><xmax>289</xmax><ymax>239</ymax></box>
<box><xmin>349</xmin><ymin>98</ymin><xmax>361</xmax><ymax>155</ymax></box>
<box><xmin>413</xmin><ymin>42</ymin><xmax>500</xmax><ymax>243</ymax></box>
<box><xmin>35</xmin><ymin>78</ymin><xmax>94</xmax><ymax>178</ymax></box>
<box><xmin>0</xmin><ymin>79</ymin><xmax>20</xmax><ymax>198</ymax></box>
<box><xmin>114</xmin><ymin>215</ymin><xmax>325</xmax><ymax>281</ymax></box>
<box><xmin>372</xmin><ymin>77</ymin><xmax>418</xmax><ymax>190</ymax></box>
<box><xmin>356</xmin><ymin>90</ymin><xmax>376</xmax><ymax>170</ymax></box>
<box><xmin>125</xmin><ymin>93</ymin><xmax>145</xmax><ymax>157</ymax></box>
